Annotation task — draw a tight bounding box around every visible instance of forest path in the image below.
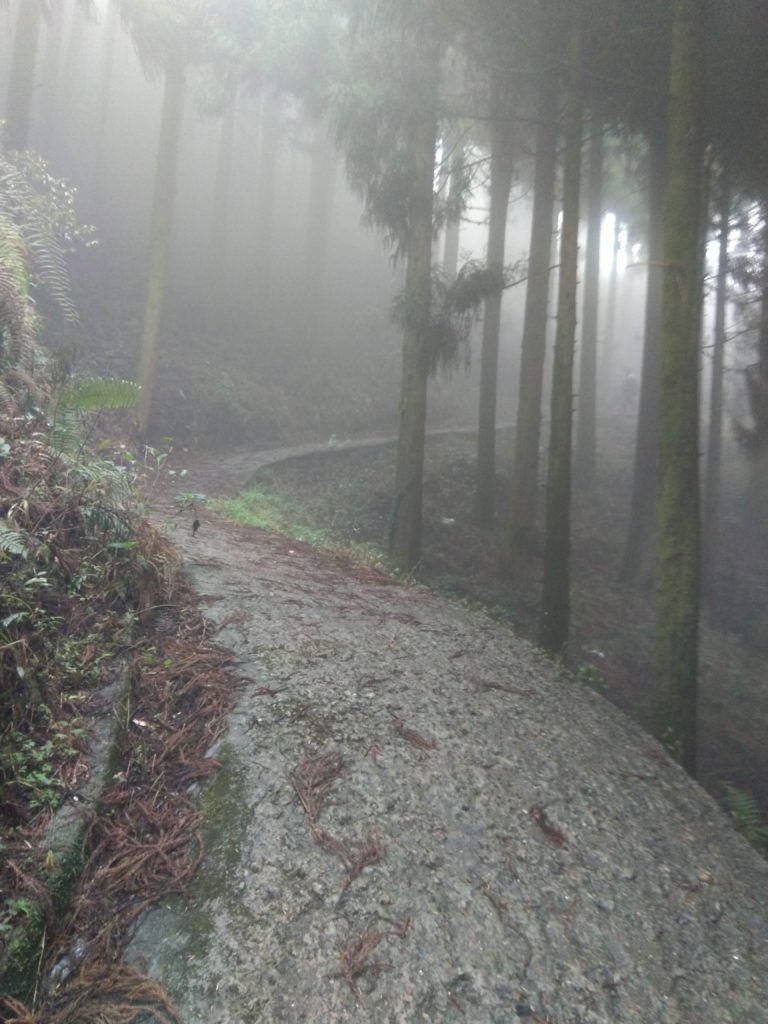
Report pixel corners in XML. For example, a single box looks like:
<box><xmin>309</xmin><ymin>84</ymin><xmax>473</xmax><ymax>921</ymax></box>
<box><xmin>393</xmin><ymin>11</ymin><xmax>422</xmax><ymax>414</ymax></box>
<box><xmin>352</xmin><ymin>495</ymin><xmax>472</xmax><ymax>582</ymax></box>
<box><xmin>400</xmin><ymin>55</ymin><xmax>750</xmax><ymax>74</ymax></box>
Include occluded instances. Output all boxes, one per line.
<box><xmin>131</xmin><ymin>440</ymin><xmax>768</xmax><ymax>1024</ymax></box>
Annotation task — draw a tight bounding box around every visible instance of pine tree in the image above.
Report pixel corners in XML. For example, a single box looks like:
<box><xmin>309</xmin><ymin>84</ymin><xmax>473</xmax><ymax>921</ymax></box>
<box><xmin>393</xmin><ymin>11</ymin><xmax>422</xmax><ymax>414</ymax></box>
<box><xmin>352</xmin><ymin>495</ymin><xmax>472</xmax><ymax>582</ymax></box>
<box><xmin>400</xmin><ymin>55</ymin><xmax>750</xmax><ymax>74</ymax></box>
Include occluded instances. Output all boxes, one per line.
<box><xmin>539</xmin><ymin>1</ymin><xmax>584</xmax><ymax>653</ymax></box>
<box><xmin>475</xmin><ymin>67</ymin><xmax>516</xmax><ymax>527</ymax></box>
<box><xmin>651</xmin><ymin>0</ymin><xmax>705</xmax><ymax>773</ymax></box>
<box><xmin>509</xmin><ymin>0</ymin><xmax>558</xmax><ymax>555</ymax></box>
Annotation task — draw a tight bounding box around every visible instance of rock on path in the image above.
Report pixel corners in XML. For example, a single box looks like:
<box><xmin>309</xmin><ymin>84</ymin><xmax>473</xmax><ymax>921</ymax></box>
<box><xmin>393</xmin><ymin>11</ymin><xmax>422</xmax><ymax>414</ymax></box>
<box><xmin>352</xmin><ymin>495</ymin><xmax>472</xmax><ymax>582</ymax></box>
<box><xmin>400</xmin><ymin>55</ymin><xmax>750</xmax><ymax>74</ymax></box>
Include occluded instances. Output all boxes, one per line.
<box><xmin>129</xmin><ymin>446</ymin><xmax>768</xmax><ymax>1024</ymax></box>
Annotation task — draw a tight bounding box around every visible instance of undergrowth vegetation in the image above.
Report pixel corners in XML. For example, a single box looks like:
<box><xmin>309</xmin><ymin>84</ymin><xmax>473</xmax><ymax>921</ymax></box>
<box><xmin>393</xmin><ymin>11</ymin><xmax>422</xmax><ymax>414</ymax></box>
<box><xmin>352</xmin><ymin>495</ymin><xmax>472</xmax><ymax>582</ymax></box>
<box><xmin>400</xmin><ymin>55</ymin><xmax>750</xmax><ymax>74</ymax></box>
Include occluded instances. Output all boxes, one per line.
<box><xmin>0</xmin><ymin>386</ymin><xmax>162</xmax><ymax>913</ymax></box>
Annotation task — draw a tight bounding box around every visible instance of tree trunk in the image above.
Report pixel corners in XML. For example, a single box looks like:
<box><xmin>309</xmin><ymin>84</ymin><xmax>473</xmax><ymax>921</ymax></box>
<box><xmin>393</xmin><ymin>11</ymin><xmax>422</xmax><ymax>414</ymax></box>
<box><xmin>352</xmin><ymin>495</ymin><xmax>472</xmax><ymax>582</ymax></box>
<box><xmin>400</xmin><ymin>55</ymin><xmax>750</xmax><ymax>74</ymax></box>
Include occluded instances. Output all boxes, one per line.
<box><xmin>600</xmin><ymin>213</ymin><xmax>620</xmax><ymax>403</ymax></box>
<box><xmin>442</xmin><ymin>143</ymin><xmax>463</xmax><ymax>282</ymax></box>
<box><xmin>252</xmin><ymin>94</ymin><xmax>281</xmax><ymax>318</ymax></box>
<box><xmin>52</xmin><ymin>1</ymin><xmax>89</xmax><ymax>153</ymax></box>
<box><xmin>743</xmin><ymin>217</ymin><xmax>768</xmax><ymax>562</ymax></box>
<box><xmin>619</xmin><ymin>131</ymin><xmax>666</xmax><ymax>582</ymax></box>
<box><xmin>539</xmin><ymin>3</ymin><xmax>584</xmax><ymax>654</ymax></box>
<box><xmin>652</xmin><ymin>0</ymin><xmax>705</xmax><ymax>775</ymax></box>
<box><xmin>34</xmin><ymin>0</ymin><xmax>65</xmax><ymax>151</ymax></box>
<box><xmin>209</xmin><ymin>86</ymin><xmax>238</xmax><ymax>303</ymax></box>
<box><xmin>5</xmin><ymin>0</ymin><xmax>43</xmax><ymax>151</ymax></box>
<box><xmin>136</xmin><ymin>59</ymin><xmax>186</xmax><ymax>437</ymax></box>
<box><xmin>475</xmin><ymin>71</ymin><xmax>515</xmax><ymax>527</ymax></box>
<box><xmin>702</xmin><ymin>165</ymin><xmax>730</xmax><ymax>587</ymax></box>
<box><xmin>89</xmin><ymin>0</ymin><xmax>120</xmax><ymax>207</ymax></box>
<box><xmin>509</xmin><ymin>0</ymin><xmax>558</xmax><ymax>554</ymax></box>
<box><xmin>389</xmin><ymin>110</ymin><xmax>437</xmax><ymax>572</ymax></box>
<box><xmin>575</xmin><ymin>116</ymin><xmax>603</xmax><ymax>490</ymax></box>
<box><xmin>302</xmin><ymin>120</ymin><xmax>338</xmax><ymax>331</ymax></box>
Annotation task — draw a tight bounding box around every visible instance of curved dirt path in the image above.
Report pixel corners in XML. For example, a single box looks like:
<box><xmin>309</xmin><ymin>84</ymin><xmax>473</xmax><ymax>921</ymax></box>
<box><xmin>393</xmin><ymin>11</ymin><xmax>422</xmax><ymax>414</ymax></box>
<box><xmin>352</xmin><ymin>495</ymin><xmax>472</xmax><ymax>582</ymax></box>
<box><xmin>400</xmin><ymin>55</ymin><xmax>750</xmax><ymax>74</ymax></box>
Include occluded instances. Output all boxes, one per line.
<box><xmin>131</xmin><ymin>441</ymin><xmax>768</xmax><ymax>1024</ymax></box>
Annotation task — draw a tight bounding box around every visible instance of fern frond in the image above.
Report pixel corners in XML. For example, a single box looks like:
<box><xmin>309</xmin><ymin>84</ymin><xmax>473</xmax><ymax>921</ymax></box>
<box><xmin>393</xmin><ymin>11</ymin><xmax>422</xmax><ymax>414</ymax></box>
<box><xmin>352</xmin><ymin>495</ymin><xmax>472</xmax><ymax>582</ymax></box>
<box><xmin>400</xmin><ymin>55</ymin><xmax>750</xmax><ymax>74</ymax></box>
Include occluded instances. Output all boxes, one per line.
<box><xmin>59</xmin><ymin>378</ymin><xmax>141</xmax><ymax>412</ymax></box>
<box><xmin>0</xmin><ymin>150</ymin><xmax>85</xmax><ymax>324</ymax></box>
<box><xmin>0</xmin><ymin>380</ymin><xmax>18</xmax><ymax>417</ymax></box>
<box><xmin>81</xmin><ymin>505</ymin><xmax>131</xmax><ymax>538</ymax></box>
<box><xmin>723</xmin><ymin>784</ymin><xmax>768</xmax><ymax>851</ymax></box>
<box><xmin>0</xmin><ymin>519</ymin><xmax>31</xmax><ymax>558</ymax></box>
<box><xmin>49</xmin><ymin>410</ymin><xmax>80</xmax><ymax>455</ymax></box>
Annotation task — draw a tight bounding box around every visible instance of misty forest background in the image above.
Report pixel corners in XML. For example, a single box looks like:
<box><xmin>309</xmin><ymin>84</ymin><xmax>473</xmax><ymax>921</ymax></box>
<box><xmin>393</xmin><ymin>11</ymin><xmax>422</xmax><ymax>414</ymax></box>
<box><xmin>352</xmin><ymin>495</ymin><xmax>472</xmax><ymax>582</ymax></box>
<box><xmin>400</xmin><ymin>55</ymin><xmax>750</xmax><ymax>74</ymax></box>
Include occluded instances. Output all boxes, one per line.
<box><xmin>2</xmin><ymin>0</ymin><xmax>768</xmax><ymax>826</ymax></box>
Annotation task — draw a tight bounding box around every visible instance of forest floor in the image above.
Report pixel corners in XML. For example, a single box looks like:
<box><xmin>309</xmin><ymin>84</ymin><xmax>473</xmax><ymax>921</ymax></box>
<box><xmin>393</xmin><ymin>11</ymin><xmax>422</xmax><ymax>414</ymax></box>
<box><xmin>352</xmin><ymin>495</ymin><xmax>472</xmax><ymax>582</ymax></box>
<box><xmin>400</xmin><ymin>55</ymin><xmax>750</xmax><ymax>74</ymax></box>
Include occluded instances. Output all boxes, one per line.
<box><xmin>113</xmin><ymin>436</ymin><xmax>768</xmax><ymax>1023</ymax></box>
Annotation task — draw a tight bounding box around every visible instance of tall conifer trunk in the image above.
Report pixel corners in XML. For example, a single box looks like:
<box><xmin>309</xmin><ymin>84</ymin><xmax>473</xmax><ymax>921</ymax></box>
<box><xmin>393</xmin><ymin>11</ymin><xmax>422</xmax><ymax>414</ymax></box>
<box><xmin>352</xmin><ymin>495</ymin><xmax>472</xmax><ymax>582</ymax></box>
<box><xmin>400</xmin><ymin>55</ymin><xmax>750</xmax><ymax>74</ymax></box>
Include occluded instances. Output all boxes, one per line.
<box><xmin>89</xmin><ymin>0</ymin><xmax>120</xmax><ymax>206</ymax></box>
<box><xmin>252</xmin><ymin>95</ymin><xmax>281</xmax><ymax>319</ymax></box>
<box><xmin>539</xmin><ymin>3</ymin><xmax>584</xmax><ymax>653</ymax></box>
<box><xmin>389</xmin><ymin>108</ymin><xmax>437</xmax><ymax>572</ymax></box>
<box><xmin>600</xmin><ymin>213</ymin><xmax>620</xmax><ymax>400</ymax></box>
<box><xmin>475</xmin><ymin>70</ymin><xmax>515</xmax><ymax>527</ymax></box>
<box><xmin>210</xmin><ymin>87</ymin><xmax>238</xmax><ymax>301</ymax></box>
<box><xmin>302</xmin><ymin>121</ymin><xmax>338</xmax><ymax>331</ymax></box>
<box><xmin>509</xmin><ymin>0</ymin><xmax>558</xmax><ymax>553</ymax></box>
<box><xmin>442</xmin><ymin>143</ymin><xmax>463</xmax><ymax>282</ymax></box>
<box><xmin>703</xmin><ymin>166</ymin><xmax>730</xmax><ymax>586</ymax></box>
<box><xmin>575</xmin><ymin>117</ymin><xmax>603</xmax><ymax>490</ymax></box>
<box><xmin>5</xmin><ymin>0</ymin><xmax>43</xmax><ymax>151</ymax></box>
<box><xmin>53</xmin><ymin>2</ymin><xmax>89</xmax><ymax>153</ymax></box>
<box><xmin>744</xmin><ymin>218</ymin><xmax>768</xmax><ymax>563</ymax></box>
<box><xmin>136</xmin><ymin>59</ymin><xmax>186</xmax><ymax>436</ymax></box>
<box><xmin>620</xmin><ymin>132</ymin><xmax>666</xmax><ymax>582</ymax></box>
<box><xmin>35</xmin><ymin>0</ymin><xmax>65</xmax><ymax>151</ymax></box>
<box><xmin>652</xmin><ymin>0</ymin><xmax>705</xmax><ymax>774</ymax></box>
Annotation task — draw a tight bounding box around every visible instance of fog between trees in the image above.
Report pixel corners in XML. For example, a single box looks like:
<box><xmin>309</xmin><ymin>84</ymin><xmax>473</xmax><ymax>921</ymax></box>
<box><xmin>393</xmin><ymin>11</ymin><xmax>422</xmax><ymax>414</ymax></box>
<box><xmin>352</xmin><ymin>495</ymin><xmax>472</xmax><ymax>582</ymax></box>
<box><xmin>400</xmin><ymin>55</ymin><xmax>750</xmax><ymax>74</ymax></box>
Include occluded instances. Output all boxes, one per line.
<box><xmin>3</xmin><ymin>0</ymin><xmax>768</xmax><ymax>793</ymax></box>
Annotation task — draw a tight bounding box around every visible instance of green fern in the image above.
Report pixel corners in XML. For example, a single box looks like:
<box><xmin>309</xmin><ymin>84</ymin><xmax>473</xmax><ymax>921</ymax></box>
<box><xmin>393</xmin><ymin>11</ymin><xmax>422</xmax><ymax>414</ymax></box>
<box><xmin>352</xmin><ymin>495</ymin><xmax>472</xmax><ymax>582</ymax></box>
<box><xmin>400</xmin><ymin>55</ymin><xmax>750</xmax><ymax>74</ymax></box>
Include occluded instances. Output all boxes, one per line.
<box><xmin>0</xmin><ymin>520</ymin><xmax>30</xmax><ymax>558</ymax></box>
<box><xmin>58</xmin><ymin>378</ymin><xmax>140</xmax><ymax>413</ymax></box>
<box><xmin>723</xmin><ymin>784</ymin><xmax>768</xmax><ymax>852</ymax></box>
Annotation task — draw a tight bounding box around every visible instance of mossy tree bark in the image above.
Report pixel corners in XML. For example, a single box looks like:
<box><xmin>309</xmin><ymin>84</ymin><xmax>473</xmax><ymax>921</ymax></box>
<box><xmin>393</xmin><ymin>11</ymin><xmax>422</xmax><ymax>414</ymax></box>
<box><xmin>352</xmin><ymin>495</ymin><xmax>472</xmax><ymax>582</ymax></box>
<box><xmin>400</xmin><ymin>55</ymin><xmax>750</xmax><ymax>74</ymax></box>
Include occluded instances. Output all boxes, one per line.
<box><xmin>620</xmin><ymin>131</ymin><xmax>666</xmax><ymax>583</ymax></box>
<box><xmin>702</xmin><ymin>165</ymin><xmax>730</xmax><ymax>588</ymax></box>
<box><xmin>389</xmin><ymin>110</ymin><xmax>437</xmax><ymax>573</ymax></box>
<box><xmin>539</xmin><ymin>3</ymin><xmax>584</xmax><ymax>654</ymax></box>
<box><xmin>575</xmin><ymin>116</ymin><xmax>604</xmax><ymax>491</ymax></box>
<box><xmin>509</xmin><ymin>0</ymin><xmax>558</xmax><ymax>555</ymax></box>
<box><xmin>5</xmin><ymin>0</ymin><xmax>43</xmax><ymax>151</ymax></box>
<box><xmin>652</xmin><ymin>0</ymin><xmax>705</xmax><ymax>775</ymax></box>
<box><xmin>136</xmin><ymin>58</ymin><xmax>186</xmax><ymax>437</ymax></box>
<box><xmin>475</xmin><ymin>69</ymin><xmax>516</xmax><ymax>528</ymax></box>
